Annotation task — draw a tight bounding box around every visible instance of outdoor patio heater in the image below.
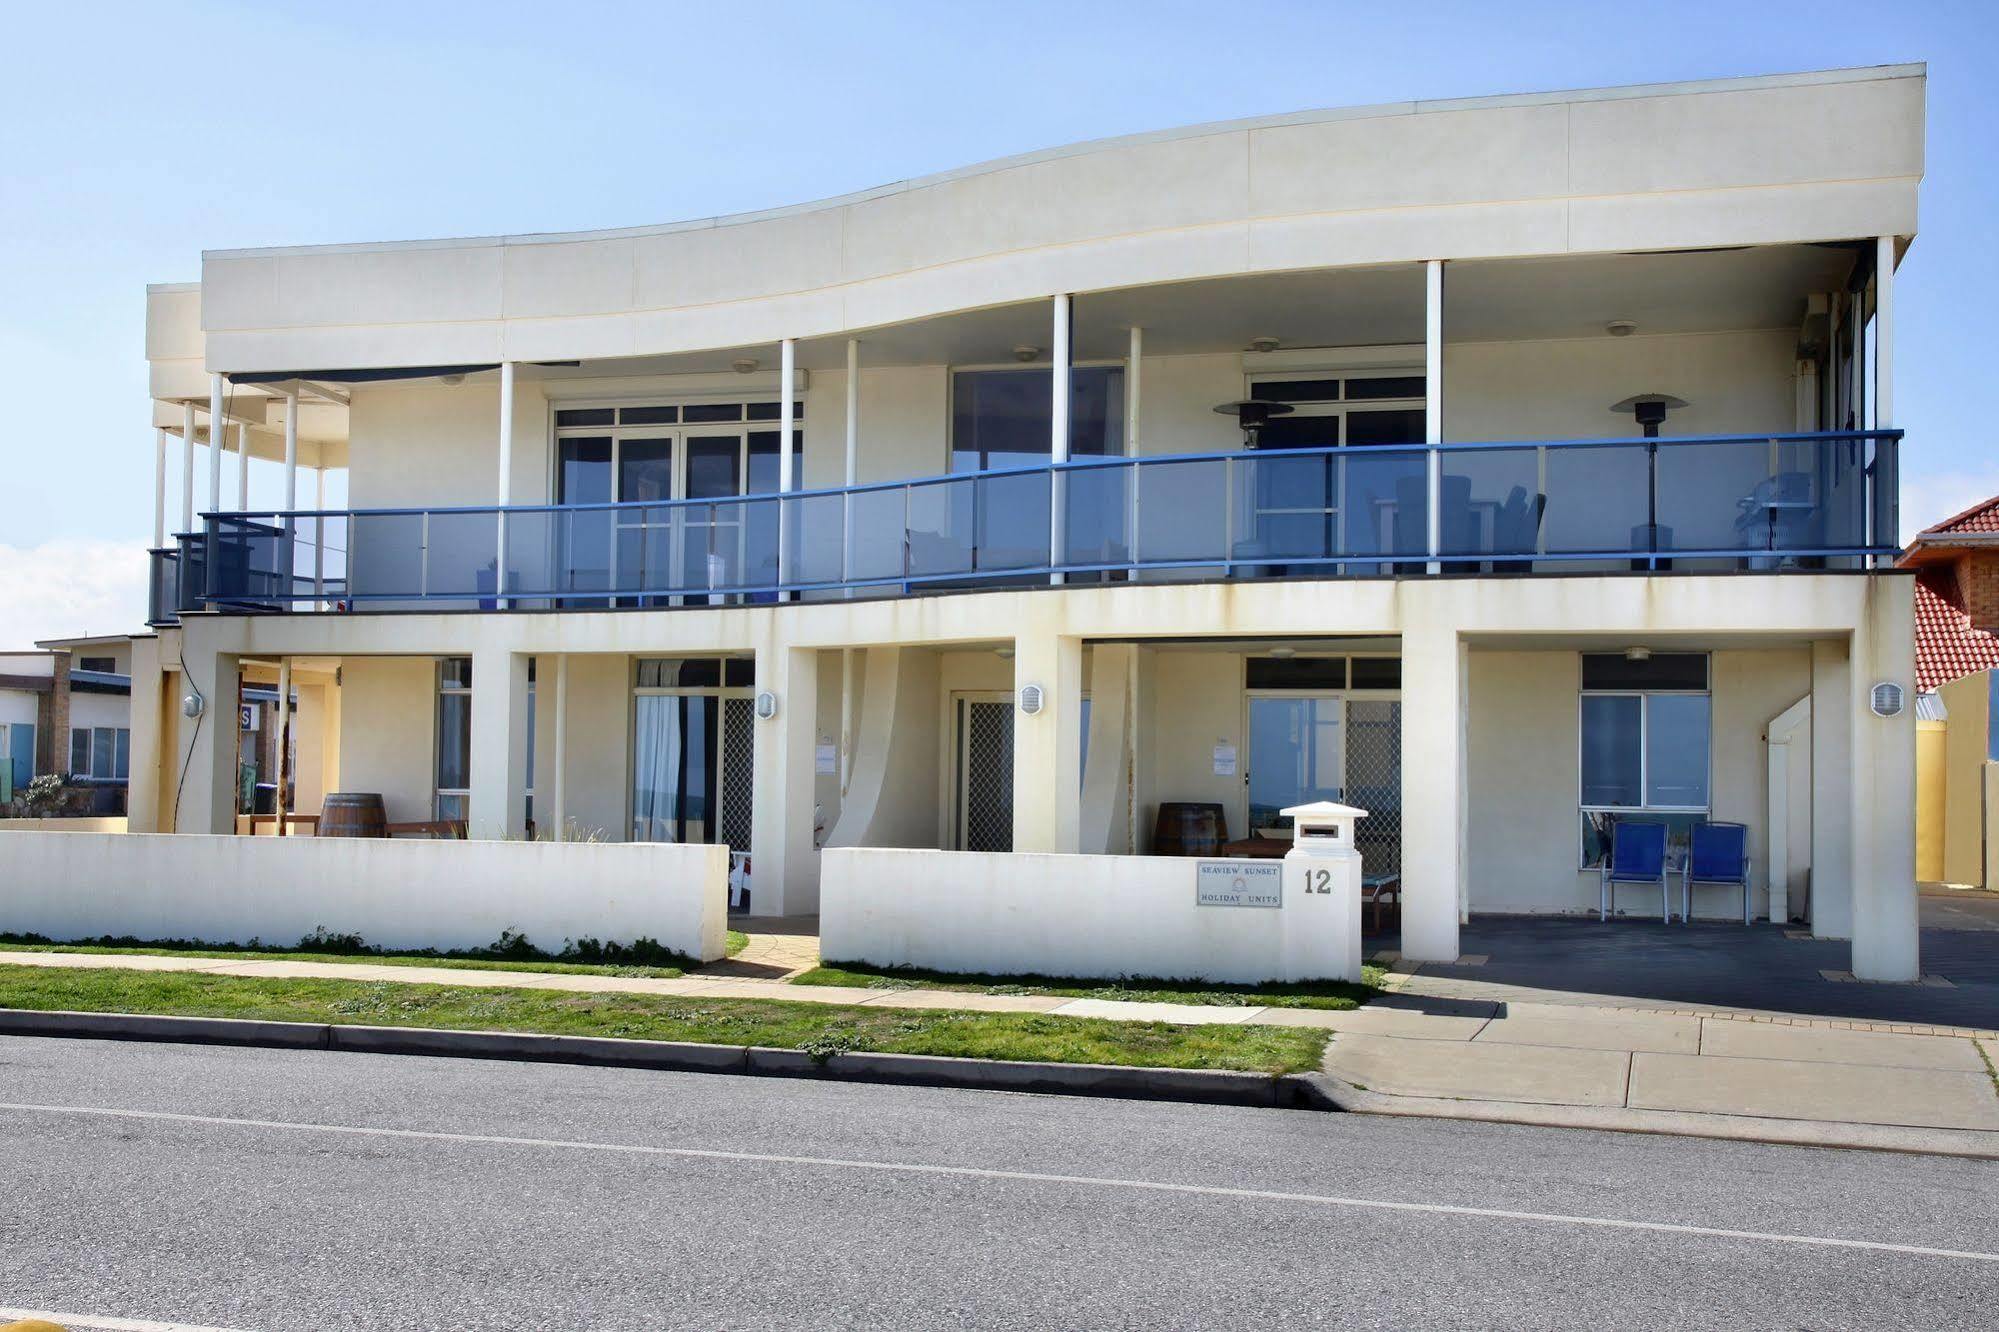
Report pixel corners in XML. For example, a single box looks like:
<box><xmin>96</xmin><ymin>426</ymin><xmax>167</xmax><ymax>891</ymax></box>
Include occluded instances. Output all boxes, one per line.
<box><xmin>1612</xmin><ymin>393</ymin><xmax>1688</xmax><ymax>569</ymax></box>
<box><xmin>1213</xmin><ymin>398</ymin><xmax>1295</xmax><ymax>448</ymax></box>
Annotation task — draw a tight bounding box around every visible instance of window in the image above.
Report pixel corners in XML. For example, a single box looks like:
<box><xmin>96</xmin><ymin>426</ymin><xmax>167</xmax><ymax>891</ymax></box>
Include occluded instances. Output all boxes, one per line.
<box><xmin>1579</xmin><ymin>653</ymin><xmax>1710</xmax><ymax>867</ymax></box>
<box><xmin>435</xmin><ymin>657</ymin><xmax>472</xmax><ymax>822</ymax></box>
<box><xmin>631</xmin><ymin>657</ymin><xmax>755</xmax><ymax>848</ymax></box>
<box><xmin>950</xmin><ymin>366</ymin><xmax>1125</xmax><ymax>472</ymax></box>
<box><xmin>79</xmin><ymin>656</ymin><xmax>116</xmax><ymax>674</ymax></box>
<box><xmin>67</xmin><ymin>726</ymin><xmax>130</xmax><ymax>781</ymax></box>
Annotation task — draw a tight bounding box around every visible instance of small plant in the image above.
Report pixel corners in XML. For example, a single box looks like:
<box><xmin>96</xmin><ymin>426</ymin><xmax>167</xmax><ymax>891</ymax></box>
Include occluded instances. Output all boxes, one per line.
<box><xmin>296</xmin><ymin>926</ymin><xmax>371</xmax><ymax>954</ymax></box>
<box><xmin>11</xmin><ymin>773</ymin><xmax>80</xmax><ymax>818</ymax></box>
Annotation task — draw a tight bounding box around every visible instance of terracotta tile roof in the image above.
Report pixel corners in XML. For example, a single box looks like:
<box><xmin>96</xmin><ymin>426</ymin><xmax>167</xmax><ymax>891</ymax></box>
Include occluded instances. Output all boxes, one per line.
<box><xmin>1913</xmin><ymin>569</ymin><xmax>1999</xmax><ymax>692</ymax></box>
<box><xmin>1919</xmin><ymin>495</ymin><xmax>1999</xmax><ymax>537</ymax></box>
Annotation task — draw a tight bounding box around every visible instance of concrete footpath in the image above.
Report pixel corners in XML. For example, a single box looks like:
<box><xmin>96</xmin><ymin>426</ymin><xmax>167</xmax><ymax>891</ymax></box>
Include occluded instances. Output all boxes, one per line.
<box><xmin>4</xmin><ymin>948</ymin><xmax>1998</xmax><ymax>1155</ymax></box>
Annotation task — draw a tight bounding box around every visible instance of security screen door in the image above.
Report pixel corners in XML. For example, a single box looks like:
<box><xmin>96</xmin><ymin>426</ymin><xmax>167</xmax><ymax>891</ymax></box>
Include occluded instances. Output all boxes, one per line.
<box><xmin>954</xmin><ymin>695</ymin><xmax>1014</xmax><ymax>852</ymax></box>
<box><xmin>1244</xmin><ymin>692</ymin><xmax>1402</xmax><ymax>877</ymax></box>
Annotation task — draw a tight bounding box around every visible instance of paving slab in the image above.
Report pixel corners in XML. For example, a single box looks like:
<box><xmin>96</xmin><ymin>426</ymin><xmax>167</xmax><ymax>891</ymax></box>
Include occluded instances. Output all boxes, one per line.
<box><xmin>1324</xmin><ymin>1032</ymin><xmax>1631</xmax><ymax>1106</ymax></box>
<box><xmin>854</xmin><ymin>989</ymin><xmax>1067</xmax><ymax>1014</ymax></box>
<box><xmin>0</xmin><ymin>951</ymin><xmax>216</xmax><ymax>972</ymax></box>
<box><xmin>1473</xmin><ymin>1006</ymin><xmax>1701</xmax><ymax>1054</ymax></box>
<box><xmin>1627</xmin><ymin>1051</ymin><xmax>1999</xmax><ymax>1131</ymax></box>
<box><xmin>1314</xmin><ymin>1006</ymin><xmax>1492</xmax><ymax>1040</ymax></box>
<box><xmin>1698</xmin><ymin>1019</ymin><xmax>1989</xmax><ymax>1071</ymax></box>
<box><xmin>1048</xmin><ymin>999</ymin><xmax>1261</xmax><ymax>1025</ymax></box>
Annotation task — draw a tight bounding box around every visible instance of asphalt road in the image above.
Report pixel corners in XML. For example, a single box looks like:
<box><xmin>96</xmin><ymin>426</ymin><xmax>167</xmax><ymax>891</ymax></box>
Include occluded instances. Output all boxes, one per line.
<box><xmin>3</xmin><ymin>1037</ymin><xmax>1997</xmax><ymax>1330</ymax></box>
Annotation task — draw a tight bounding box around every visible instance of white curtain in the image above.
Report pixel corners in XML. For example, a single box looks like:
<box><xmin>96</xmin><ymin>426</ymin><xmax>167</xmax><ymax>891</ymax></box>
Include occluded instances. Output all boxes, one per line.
<box><xmin>631</xmin><ymin>695</ymin><xmax>682</xmax><ymax>842</ymax></box>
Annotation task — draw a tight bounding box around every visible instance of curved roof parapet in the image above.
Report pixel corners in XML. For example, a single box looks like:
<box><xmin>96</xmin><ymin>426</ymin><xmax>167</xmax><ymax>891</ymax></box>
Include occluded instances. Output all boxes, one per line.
<box><xmin>192</xmin><ymin>64</ymin><xmax>1925</xmax><ymax>373</ymax></box>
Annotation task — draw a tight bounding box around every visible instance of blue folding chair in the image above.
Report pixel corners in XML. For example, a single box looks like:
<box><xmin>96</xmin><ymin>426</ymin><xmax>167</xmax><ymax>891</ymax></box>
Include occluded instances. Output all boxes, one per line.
<box><xmin>1598</xmin><ymin>820</ymin><xmax>1668</xmax><ymax>922</ymax></box>
<box><xmin>1683</xmin><ymin>821</ymin><xmax>1752</xmax><ymax>925</ymax></box>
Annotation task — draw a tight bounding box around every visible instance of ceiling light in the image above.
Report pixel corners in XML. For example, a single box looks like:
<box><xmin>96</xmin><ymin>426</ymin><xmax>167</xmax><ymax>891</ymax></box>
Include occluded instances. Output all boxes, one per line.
<box><xmin>1625</xmin><ymin>647</ymin><xmax>1652</xmax><ymax>662</ymax></box>
<box><xmin>1248</xmin><ymin>336</ymin><xmax>1281</xmax><ymax>354</ymax></box>
<box><xmin>1267</xmin><ymin>646</ymin><xmax>1297</xmax><ymax>659</ymax></box>
<box><xmin>438</xmin><ymin>373</ymin><xmax>465</xmax><ymax>386</ymax></box>
<box><xmin>1012</xmin><ymin>345</ymin><xmax>1041</xmax><ymax>363</ymax></box>
<box><xmin>1605</xmin><ymin>320</ymin><xmax>1638</xmax><ymax>338</ymax></box>
<box><xmin>732</xmin><ymin>357</ymin><xmax>759</xmax><ymax>374</ymax></box>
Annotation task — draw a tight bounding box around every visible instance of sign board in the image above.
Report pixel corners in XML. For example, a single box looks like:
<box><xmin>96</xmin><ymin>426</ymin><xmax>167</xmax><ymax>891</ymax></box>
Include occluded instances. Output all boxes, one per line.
<box><xmin>1196</xmin><ymin>859</ymin><xmax>1282</xmax><ymax>908</ymax></box>
<box><xmin>240</xmin><ymin>704</ymin><xmax>258</xmax><ymax>732</ymax></box>
<box><xmin>1211</xmin><ymin>741</ymin><xmax>1236</xmax><ymax>776</ymax></box>
<box><xmin>815</xmin><ymin>742</ymin><xmax>838</xmax><ymax>775</ymax></box>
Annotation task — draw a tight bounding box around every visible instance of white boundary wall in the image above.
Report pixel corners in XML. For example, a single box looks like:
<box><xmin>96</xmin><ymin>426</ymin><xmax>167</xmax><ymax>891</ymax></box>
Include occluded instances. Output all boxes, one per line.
<box><xmin>822</xmin><ymin>848</ymin><xmax>1340</xmax><ymax>984</ymax></box>
<box><xmin>0</xmin><ymin>833</ymin><xmax>729</xmax><ymax>960</ymax></box>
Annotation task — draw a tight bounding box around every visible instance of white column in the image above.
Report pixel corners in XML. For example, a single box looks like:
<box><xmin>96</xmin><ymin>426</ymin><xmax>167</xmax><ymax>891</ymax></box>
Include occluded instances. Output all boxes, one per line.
<box><xmin>839</xmin><ymin>647</ymin><xmax>856</xmax><ymax>795</ymax></box>
<box><xmin>1399</xmin><ymin>619</ymin><xmax>1465</xmax><ymax>961</ymax></box>
<box><xmin>493</xmin><ymin>363</ymin><xmax>514</xmax><ymax>607</ymax></box>
<box><xmin>467</xmin><ymin>648</ymin><xmax>530</xmax><ymax>840</ymax></box>
<box><xmin>283</xmin><ymin>388</ymin><xmax>300</xmax><ymax>510</ymax></box>
<box><xmin>207</xmin><ymin>373</ymin><xmax>225</xmax><ymax>516</ymax></box>
<box><xmin>1810</xmin><ymin>638</ymin><xmax>1854</xmax><ymax>940</ymax></box>
<box><xmin>1424</xmin><ymin>260</ymin><xmax>1444</xmax><ymax>573</ymax></box>
<box><xmin>1049</xmin><ymin>293</ymin><xmax>1072</xmax><ymax>585</ymax></box>
<box><xmin>749</xmin><ymin>643</ymin><xmax>820</xmax><ymax>915</ymax></box>
<box><xmin>1875</xmin><ymin>236</ymin><xmax>1895</xmax><ymax>430</ymax></box>
<box><xmin>550</xmin><ymin>653</ymin><xmax>568</xmax><ymax>842</ymax></box>
<box><xmin>272</xmin><ymin>656</ymin><xmax>292</xmax><ymax>835</ymax></box>
<box><xmin>312</xmin><ymin>466</ymin><xmax>326</xmax><ymax>601</ymax></box>
<box><xmin>1851</xmin><ymin>582</ymin><xmax>1920</xmax><ymax>981</ymax></box>
<box><xmin>842</xmin><ymin>338</ymin><xmax>859</xmax><ymax>594</ymax></box>
<box><xmin>779</xmin><ymin>338</ymin><xmax>796</xmax><ymax>600</ymax></box>
<box><xmin>180</xmin><ymin>402</ymin><xmax>196</xmax><ymax>531</ymax></box>
<box><xmin>1011</xmin><ymin>628</ymin><xmax>1082</xmax><ymax>853</ymax></box>
<box><xmin>235</xmin><ymin>424</ymin><xmax>250</xmax><ymax>511</ymax></box>
<box><xmin>153</xmin><ymin>428</ymin><xmax>168</xmax><ymax>547</ymax></box>
<box><xmin>1125</xmin><ymin>326</ymin><xmax>1142</xmax><ymax>568</ymax></box>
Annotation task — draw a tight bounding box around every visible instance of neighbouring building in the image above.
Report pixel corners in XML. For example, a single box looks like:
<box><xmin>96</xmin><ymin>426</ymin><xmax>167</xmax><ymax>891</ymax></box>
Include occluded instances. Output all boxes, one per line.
<box><xmin>0</xmin><ymin>635</ymin><xmax>133</xmax><ymax>811</ymax></box>
<box><xmin>1902</xmin><ymin>500</ymin><xmax>1999</xmax><ymax>888</ymax></box>
<box><xmin>123</xmin><ymin>64</ymin><xmax>1923</xmax><ymax>978</ymax></box>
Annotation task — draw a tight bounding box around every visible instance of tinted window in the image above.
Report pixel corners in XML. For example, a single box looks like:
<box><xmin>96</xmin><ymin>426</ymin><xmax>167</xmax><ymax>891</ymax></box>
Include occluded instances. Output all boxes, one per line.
<box><xmin>619</xmin><ymin>405</ymin><xmax>678</xmax><ymax>425</ymax></box>
<box><xmin>1581</xmin><ymin>653</ymin><xmax>1709</xmax><ymax>691</ymax></box>
<box><xmin>1349</xmin><ymin>657</ymin><xmax>1402</xmax><ymax>689</ymax></box>
<box><xmin>684</xmin><ymin>402</ymin><xmax>744</xmax><ymax>423</ymax></box>
<box><xmin>1345</xmin><ymin>375</ymin><xmax>1426</xmax><ymax>401</ymax></box>
<box><xmin>951</xmin><ymin>367</ymin><xmax>1125</xmax><ymax>472</ymax></box>
<box><xmin>1246</xmin><ymin>657</ymin><xmax>1347</xmax><ymax>690</ymax></box>
<box><xmin>558</xmin><ymin>437</ymin><xmax>613</xmax><ymax>504</ymax></box>
<box><xmin>555</xmin><ymin>407</ymin><xmax>615</xmax><ymax>427</ymax></box>
<box><xmin>1256</xmin><ymin>378</ymin><xmax>1343</xmax><ymax>403</ymax></box>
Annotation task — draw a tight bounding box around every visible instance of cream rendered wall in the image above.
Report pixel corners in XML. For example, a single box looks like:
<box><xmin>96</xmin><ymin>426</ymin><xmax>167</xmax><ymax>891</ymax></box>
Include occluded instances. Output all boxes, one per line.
<box><xmin>1445</xmin><ymin>329</ymin><xmax>1798</xmax><ymax>441</ymax></box>
<box><xmin>1467</xmin><ymin>646</ymin><xmax>1808</xmax><ymax>918</ymax></box>
<box><xmin>346</xmin><ymin>378</ymin><xmax>551</xmax><ymax>509</ymax></box>
<box><xmin>335</xmin><ymin>658</ymin><xmax>435</xmax><ymax>822</ymax></box>
<box><xmin>1144</xmin><ymin>652</ymin><xmax>1245</xmax><ymax>843</ymax></box>
<box><xmin>549</xmin><ymin>653</ymin><xmax>630</xmax><ymax>842</ymax></box>
<box><xmin>68</xmin><ymin>693</ymin><xmax>128</xmax><ymax>732</ymax></box>
<box><xmin>332</xmin><ymin>331</ymin><xmax>1800</xmax><ymax>512</ymax></box>
<box><xmin>1940</xmin><ymin>670</ymin><xmax>1989</xmax><ymax>886</ymax></box>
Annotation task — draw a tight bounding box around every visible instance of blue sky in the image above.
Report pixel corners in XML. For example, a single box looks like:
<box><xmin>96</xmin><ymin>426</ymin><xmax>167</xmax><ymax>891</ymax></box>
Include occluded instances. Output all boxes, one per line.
<box><xmin>1</xmin><ymin>0</ymin><xmax>1993</xmax><ymax>639</ymax></box>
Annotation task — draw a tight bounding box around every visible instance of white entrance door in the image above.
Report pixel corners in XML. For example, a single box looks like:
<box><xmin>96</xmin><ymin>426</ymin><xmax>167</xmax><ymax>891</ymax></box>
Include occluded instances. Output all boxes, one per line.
<box><xmin>953</xmin><ymin>694</ymin><xmax>1014</xmax><ymax>852</ymax></box>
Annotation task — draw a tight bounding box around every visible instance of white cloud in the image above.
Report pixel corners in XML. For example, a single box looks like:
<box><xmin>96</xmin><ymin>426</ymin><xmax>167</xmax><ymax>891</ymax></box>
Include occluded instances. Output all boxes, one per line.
<box><xmin>0</xmin><ymin>538</ymin><xmax>152</xmax><ymax>646</ymax></box>
<box><xmin>1900</xmin><ymin>469</ymin><xmax>1999</xmax><ymax>546</ymax></box>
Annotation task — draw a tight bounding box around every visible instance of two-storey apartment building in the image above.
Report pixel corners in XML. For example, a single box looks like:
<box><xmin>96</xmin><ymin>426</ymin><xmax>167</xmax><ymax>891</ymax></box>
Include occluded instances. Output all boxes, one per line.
<box><xmin>129</xmin><ymin>65</ymin><xmax>1923</xmax><ymax>978</ymax></box>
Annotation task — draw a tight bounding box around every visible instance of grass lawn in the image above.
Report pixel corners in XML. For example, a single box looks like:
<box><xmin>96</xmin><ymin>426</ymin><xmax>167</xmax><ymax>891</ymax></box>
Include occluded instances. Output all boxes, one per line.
<box><xmin>0</xmin><ymin>931</ymin><xmax>752</xmax><ymax>981</ymax></box>
<box><xmin>0</xmin><ymin>964</ymin><xmax>1327</xmax><ymax>1074</ymax></box>
<box><xmin>792</xmin><ymin>961</ymin><xmax>1385</xmax><ymax>1010</ymax></box>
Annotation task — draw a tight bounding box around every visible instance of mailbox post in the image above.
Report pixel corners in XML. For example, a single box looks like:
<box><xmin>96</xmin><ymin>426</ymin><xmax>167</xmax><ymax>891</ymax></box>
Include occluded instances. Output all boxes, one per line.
<box><xmin>1279</xmin><ymin>800</ymin><xmax>1368</xmax><ymax>982</ymax></box>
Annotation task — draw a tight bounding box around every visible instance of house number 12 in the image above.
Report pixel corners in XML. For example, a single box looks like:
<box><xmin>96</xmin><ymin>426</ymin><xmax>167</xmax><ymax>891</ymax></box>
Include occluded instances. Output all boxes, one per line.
<box><xmin>1306</xmin><ymin>868</ymin><xmax>1333</xmax><ymax>894</ymax></box>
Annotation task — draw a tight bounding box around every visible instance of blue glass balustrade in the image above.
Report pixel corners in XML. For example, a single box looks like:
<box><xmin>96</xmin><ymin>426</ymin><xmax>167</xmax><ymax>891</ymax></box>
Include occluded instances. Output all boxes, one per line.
<box><xmin>160</xmin><ymin>431</ymin><xmax>1900</xmax><ymax>617</ymax></box>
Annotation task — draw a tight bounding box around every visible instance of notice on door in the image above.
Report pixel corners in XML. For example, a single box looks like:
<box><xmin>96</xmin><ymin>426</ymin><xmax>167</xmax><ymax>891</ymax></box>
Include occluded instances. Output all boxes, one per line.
<box><xmin>1196</xmin><ymin>860</ymin><xmax>1282</xmax><ymax>908</ymax></box>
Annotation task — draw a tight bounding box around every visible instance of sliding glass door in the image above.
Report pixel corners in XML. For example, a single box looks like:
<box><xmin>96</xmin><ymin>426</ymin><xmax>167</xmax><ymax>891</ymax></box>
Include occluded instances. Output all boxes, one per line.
<box><xmin>631</xmin><ymin>658</ymin><xmax>755</xmax><ymax>849</ymax></box>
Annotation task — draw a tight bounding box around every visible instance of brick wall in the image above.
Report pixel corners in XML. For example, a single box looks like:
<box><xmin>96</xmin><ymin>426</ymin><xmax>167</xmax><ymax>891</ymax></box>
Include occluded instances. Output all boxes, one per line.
<box><xmin>1961</xmin><ymin>552</ymin><xmax>1999</xmax><ymax>636</ymax></box>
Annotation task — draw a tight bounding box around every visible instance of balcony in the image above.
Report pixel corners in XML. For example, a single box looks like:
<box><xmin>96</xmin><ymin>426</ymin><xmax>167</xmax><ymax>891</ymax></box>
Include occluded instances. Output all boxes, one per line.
<box><xmin>149</xmin><ymin>430</ymin><xmax>1899</xmax><ymax>623</ymax></box>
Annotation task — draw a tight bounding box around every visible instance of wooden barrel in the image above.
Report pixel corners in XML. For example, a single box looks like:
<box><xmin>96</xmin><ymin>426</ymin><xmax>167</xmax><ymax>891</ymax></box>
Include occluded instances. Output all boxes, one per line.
<box><xmin>319</xmin><ymin>792</ymin><xmax>387</xmax><ymax>839</ymax></box>
<box><xmin>1153</xmin><ymin>802</ymin><xmax>1227</xmax><ymax>857</ymax></box>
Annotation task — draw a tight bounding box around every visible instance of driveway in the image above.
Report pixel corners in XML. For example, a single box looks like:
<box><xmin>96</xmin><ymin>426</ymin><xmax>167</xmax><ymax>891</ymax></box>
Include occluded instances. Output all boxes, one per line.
<box><xmin>1379</xmin><ymin>900</ymin><xmax>1999</xmax><ymax>1028</ymax></box>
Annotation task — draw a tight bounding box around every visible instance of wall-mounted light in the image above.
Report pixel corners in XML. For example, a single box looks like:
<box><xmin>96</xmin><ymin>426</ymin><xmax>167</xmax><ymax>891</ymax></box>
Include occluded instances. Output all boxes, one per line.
<box><xmin>1012</xmin><ymin>345</ymin><xmax>1041</xmax><ymax>363</ymax></box>
<box><xmin>995</xmin><ymin>645</ymin><xmax>1016</xmax><ymax>660</ymax></box>
<box><xmin>1017</xmin><ymin>683</ymin><xmax>1045</xmax><ymax>716</ymax></box>
<box><xmin>732</xmin><ymin>357</ymin><xmax>760</xmax><ymax>375</ymax></box>
<box><xmin>755</xmin><ymin>691</ymin><xmax>779</xmax><ymax>720</ymax></box>
<box><xmin>1870</xmin><ymin>681</ymin><xmax>1906</xmax><ymax>718</ymax></box>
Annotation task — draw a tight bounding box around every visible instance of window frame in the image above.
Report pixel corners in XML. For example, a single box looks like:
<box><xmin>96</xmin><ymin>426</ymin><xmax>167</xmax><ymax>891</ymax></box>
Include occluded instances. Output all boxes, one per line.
<box><xmin>627</xmin><ymin>656</ymin><xmax>756</xmax><ymax>845</ymax></box>
<box><xmin>434</xmin><ymin>657</ymin><xmax>473</xmax><ymax>822</ymax></box>
<box><xmin>1577</xmin><ymin>666</ymin><xmax>1713</xmax><ymax>869</ymax></box>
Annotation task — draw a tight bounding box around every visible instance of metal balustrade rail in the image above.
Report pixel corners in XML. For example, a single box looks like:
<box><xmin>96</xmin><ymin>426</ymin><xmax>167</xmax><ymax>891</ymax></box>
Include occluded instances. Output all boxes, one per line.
<box><xmin>150</xmin><ymin>430</ymin><xmax>1901</xmax><ymax>620</ymax></box>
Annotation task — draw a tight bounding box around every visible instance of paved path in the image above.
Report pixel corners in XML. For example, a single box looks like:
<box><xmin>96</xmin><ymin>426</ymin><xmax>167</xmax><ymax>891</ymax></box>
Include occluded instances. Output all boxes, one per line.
<box><xmin>5</xmin><ymin>1037</ymin><xmax>1999</xmax><ymax>1329</ymax></box>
